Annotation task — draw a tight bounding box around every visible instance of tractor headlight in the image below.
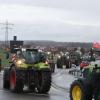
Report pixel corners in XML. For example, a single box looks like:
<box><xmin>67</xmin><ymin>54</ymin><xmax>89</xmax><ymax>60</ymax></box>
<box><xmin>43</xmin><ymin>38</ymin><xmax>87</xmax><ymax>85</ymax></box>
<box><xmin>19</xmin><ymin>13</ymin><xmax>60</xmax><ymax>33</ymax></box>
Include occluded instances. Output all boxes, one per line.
<box><xmin>58</xmin><ymin>55</ymin><xmax>61</xmax><ymax>58</ymax></box>
<box><xmin>67</xmin><ymin>56</ymin><xmax>69</xmax><ymax>59</ymax></box>
<box><xmin>17</xmin><ymin>60</ymin><xmax>23</xmax><ymax>65</ymax></box>
<box><xmin>45</xmin><ymin>61</ymin><xmax>48</xmax><ymax>65</ymax></box>
<box><xmin>16</xmin><ymin>59</ymin><xmax>25</xmax><ymax>65</ymax></box>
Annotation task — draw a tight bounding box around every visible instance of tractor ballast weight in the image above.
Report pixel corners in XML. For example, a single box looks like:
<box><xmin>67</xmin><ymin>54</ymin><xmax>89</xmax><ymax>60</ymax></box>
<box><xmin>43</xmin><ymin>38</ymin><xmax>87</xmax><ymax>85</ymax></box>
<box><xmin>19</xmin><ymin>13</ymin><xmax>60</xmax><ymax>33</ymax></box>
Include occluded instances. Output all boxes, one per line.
<box><xmin>3</xmin><ymin>48</ymin><xmax>51</xmax><ymax>93</ymax></box>
<box><xmin>70</xmin><ymin>61</ymin><xmax>100</xmax><ymax>100</ymax></box>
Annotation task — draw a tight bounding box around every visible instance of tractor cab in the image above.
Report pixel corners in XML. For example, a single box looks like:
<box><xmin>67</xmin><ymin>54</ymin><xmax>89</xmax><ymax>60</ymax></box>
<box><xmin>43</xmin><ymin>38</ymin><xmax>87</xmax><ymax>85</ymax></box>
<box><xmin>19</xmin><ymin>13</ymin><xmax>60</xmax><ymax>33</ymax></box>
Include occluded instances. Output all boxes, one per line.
<box><xmin>22</xmin><ymin>48</ymin><xmax>46</xmax><ymax>64</ymax></box>
<box><xmin>9</xmin><ymin>48</ymin><xmax>47</xmax><ymax>64</ymax></box>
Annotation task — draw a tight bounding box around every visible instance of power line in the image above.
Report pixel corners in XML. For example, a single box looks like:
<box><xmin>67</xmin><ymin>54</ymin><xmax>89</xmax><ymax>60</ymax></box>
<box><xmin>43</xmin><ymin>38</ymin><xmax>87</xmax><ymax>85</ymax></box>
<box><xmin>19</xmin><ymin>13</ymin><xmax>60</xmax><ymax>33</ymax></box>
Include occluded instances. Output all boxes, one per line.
<box><xmin>0</xmin><ymin>21</ymin><xmax>14</xmax><ymax>48</ymax></box>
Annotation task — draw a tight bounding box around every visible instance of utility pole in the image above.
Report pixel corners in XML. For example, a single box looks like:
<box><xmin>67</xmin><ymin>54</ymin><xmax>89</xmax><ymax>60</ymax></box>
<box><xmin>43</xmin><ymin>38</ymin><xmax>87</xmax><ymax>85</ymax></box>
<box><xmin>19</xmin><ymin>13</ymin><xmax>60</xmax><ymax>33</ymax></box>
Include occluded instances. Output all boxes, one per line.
<box><xmin>0</xmin><ymin>21</ymin><xmax>14</xmax><ymax>48</ymax></box>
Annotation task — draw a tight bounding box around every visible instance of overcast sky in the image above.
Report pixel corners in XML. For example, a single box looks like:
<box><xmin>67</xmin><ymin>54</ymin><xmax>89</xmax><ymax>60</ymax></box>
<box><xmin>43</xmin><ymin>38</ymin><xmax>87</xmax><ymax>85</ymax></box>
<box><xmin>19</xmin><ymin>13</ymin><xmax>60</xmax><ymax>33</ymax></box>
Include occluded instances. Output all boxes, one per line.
<box><xmin>0</xmin><ymin>0</ymin><xmax>100</xmax><ymax>42</ymax></box>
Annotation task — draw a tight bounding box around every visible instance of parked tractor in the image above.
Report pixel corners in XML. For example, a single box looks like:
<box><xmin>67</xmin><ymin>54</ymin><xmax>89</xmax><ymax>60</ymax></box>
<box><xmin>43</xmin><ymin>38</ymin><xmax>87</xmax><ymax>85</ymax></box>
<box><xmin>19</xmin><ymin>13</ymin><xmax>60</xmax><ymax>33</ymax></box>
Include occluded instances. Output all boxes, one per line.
<box><xmin>56</xmin><ymin>52</ymin><xmax>71</xmax><ymax>69</ymax></box>
<box><xmin>70</xmin><ymin>60</ymin><xmax>100</xmax><ymax>100</ymax></box>
<box><xmin>3</xmin><ymin>48</ymin><xmax>51</xmax><ymax>93</ymax></box>
<box><xmin>56</xmin><ymin>49</ymin><xmax>82</xmax><ymax>69</ymax></box>
<box><xmin>69</xmin><ymin>49</ymin><xmax>82</xmax><ymax>67</ymax></box>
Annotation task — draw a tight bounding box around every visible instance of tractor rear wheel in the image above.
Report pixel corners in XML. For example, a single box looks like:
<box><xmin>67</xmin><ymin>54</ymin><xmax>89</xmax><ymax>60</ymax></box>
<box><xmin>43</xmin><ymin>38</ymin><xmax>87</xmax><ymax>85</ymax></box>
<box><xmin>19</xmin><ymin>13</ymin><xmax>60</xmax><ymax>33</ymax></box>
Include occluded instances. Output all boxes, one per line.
<box><xmin>70</xmin><ymin>80</ymin><xmax>93</xmax><ymax>100</ymax></box>
<box><xmin>10</xmin><ymin>67</ymin><xmax>23</xmax><ymax>93</ymax></box>
<box><xmin>36</xmin><ymin>71</ymin><xmax>51</xmax><ymax>93</ymax></box>
<box><xmin>57</xmin><ymin>60</ymin><xmax>62</xmax><ymax>68</ymax></box>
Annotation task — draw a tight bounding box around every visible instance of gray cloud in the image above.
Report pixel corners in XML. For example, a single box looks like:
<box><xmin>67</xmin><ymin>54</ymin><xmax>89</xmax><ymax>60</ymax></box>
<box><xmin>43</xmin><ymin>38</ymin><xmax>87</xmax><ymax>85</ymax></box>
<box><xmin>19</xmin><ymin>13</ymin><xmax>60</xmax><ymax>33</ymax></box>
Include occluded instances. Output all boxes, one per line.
<box><xmin>2</xmin><ymin>22</ymin><xmax>98</xmax><ymax>42</ymax></box>
<box><xmin>0</xmin><ymin>0</ymin><xmax>100</xmax><ymax>42</ymax></box>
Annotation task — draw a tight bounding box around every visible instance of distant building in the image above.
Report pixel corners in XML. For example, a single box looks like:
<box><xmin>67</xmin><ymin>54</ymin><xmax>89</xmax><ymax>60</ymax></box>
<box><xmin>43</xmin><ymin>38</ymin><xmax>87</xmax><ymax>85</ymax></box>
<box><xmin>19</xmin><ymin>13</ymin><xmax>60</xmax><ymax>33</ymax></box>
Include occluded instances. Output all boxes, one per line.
<box><xmin>10</xmin><ymin>36</ymin><xmax>23</xmax><ymax>52</ymax></box>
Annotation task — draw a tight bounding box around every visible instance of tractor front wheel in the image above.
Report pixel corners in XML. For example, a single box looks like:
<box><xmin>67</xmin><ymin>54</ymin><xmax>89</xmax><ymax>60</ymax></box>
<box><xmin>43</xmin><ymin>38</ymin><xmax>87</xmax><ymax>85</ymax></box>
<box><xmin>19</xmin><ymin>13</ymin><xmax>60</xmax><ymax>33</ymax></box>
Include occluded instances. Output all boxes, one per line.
<box><xmin>10</xmin><ymin>67</ymin><xmax>23</xmax><ymax>93</ymax></box>
<box><xmin>70</xmin><ymin>80</ymin><xmax>93</xmax><ymax>100</ymax></box>
<box><xmin>36</xmin><ymin>71</ymin><xmax>51</xmax><ymax>93</ymax></box>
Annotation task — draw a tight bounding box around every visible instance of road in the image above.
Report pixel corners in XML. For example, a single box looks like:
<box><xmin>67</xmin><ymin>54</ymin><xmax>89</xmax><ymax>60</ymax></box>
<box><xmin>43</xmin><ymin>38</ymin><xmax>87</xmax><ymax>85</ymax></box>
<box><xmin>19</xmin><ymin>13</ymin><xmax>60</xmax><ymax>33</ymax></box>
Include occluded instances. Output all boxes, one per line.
<box><xmin>0</xmin><ymin>69</ymin><xmax>76</xmax><ymax>100</ymax></box>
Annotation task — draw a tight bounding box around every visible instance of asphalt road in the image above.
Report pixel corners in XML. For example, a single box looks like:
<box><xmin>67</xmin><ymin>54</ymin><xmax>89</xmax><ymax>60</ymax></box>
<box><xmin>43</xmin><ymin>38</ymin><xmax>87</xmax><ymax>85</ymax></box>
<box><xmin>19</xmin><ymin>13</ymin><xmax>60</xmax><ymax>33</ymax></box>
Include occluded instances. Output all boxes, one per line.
<box><xmin>0</xmin><ymin>69</ymin><xmax>76</xmax><ymax>100</ymax></box>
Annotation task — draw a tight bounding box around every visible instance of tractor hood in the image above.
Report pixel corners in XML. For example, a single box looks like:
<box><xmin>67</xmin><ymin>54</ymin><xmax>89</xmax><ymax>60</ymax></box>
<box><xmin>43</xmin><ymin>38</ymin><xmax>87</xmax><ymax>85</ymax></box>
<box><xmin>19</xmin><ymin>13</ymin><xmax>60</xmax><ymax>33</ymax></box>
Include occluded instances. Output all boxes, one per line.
<box><xmin>15</xmin><ymin>59</ymin><xmax>50</xmax><ymax>69</ymax></box>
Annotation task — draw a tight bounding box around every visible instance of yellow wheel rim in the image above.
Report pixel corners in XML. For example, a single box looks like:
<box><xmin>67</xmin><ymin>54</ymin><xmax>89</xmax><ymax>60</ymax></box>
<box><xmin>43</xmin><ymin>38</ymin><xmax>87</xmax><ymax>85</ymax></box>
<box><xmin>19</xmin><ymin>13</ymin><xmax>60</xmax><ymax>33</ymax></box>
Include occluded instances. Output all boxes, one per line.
<box><xmin>72</xmin><ymin>85</ymin><xmax>82</xmax><ymax>100</ymax></box>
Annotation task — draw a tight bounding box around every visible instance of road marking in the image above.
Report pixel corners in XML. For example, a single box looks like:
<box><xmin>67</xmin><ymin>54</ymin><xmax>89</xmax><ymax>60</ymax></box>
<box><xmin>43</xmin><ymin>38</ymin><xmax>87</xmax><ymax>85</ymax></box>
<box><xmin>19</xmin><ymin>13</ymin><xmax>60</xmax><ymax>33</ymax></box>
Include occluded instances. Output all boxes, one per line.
<box><xmin>51</xmin><ymin>82</ymin><xmax>69</xmax><ymax>93</ymax></box>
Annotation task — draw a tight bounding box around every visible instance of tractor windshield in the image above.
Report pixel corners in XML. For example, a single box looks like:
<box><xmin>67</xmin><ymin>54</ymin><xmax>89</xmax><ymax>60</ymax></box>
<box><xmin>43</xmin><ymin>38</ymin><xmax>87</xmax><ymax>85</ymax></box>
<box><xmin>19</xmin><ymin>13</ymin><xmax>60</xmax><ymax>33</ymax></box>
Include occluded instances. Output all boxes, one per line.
<box><xmin>23</xmin><ymin>50</ymin><xmax>47</xmax><ymax>64</ymax></box>
<box><xmin>23</xmin><ymin>51</ymin><xmax>38</xmax><ymax>64</ymax></box>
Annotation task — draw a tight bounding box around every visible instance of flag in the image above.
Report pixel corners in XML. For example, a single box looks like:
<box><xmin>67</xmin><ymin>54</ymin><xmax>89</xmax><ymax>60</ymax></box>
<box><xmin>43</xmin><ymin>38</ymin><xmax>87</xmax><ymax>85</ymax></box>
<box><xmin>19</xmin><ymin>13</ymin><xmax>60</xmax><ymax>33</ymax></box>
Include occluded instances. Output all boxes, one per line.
<box><xmin>93</xmin><ymin>42</ymin><xmax>100</xmax><ymax>48</ymax></box>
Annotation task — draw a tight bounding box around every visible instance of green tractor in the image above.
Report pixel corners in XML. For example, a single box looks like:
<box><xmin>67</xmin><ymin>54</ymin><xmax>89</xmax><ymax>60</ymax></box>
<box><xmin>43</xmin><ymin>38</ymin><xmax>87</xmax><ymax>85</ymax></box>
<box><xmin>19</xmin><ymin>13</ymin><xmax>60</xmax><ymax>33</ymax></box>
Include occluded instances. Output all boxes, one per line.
<box><xmin>56</xmin><ymin>52</ymin><xmax>70</xmax><ymax>69</ymax></box>
<box><xmin>70</xmin><ymin>60</ymin><xmax>100</xmax><ymax>100</ymax></box>
<box><xmin>3</xmin><ymin>48</ymin><xmax>51</xmax><ymax>93</ymax></box>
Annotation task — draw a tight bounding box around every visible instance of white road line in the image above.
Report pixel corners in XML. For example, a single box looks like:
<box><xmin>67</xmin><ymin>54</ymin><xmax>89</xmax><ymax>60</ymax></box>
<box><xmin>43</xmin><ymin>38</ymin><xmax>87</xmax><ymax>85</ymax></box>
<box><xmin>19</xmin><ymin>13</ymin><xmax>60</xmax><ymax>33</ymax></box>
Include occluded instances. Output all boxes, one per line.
<box><xmin>51</xmin><ymin>82</ymin><xmax>69</xmax><ymax>93</ymax></box>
